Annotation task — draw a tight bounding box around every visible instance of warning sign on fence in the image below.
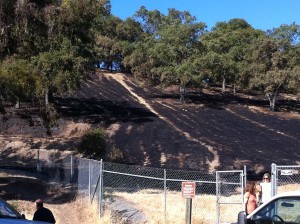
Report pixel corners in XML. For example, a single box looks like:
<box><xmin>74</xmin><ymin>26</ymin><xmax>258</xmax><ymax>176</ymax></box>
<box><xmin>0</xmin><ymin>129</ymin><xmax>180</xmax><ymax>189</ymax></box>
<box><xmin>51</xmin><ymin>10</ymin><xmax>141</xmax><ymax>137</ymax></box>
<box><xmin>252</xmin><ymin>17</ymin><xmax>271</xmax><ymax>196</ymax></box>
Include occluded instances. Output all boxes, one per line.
<box><xmin>281</xmin><ymin>170</ymin><xmax>294</xmax><ymax>175</ymax></box>
<box><xmin>182</xmin><ymin>182</ymin><xmax>196</xmax><ymax>198</ymax></box>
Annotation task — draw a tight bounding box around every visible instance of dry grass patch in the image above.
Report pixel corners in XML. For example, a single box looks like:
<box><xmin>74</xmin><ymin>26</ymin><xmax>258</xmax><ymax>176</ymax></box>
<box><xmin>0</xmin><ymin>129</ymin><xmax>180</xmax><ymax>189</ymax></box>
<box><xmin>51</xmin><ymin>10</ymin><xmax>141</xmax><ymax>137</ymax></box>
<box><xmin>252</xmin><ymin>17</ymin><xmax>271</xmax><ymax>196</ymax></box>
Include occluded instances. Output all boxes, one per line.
<box><xmin>278</xmin><ymin>184</ymin><xmax>300</xmax><ymax>193</ymax></box>
<box><xmin>7</xmin><ymin>199</ymin><xmax>35</xmax><ymax>220</ymax></box>
<box><xmin>111</xmin><ymin>189</ymin><xmax>241</xmax><ymax>224</ymax></box>
<box><xmin>8</xmin><ymin>196</ymin><xmax>102</xmax><ymax>224</ymax></box>
<box><xmin>55</xmin><ymin>197</ymin><xmax>101</xmax><ymax>224</ymax></box>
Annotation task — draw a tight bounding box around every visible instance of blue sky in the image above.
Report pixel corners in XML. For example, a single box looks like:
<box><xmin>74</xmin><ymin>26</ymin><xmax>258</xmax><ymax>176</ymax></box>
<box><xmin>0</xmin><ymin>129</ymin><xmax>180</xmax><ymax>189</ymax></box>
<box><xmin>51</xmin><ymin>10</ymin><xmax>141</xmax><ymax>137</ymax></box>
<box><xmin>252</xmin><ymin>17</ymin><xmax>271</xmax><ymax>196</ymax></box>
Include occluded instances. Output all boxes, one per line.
<box><xmin>110</xmin><ymin>0</ymin><xmax>300</xmax><ymax>31</ymax></box>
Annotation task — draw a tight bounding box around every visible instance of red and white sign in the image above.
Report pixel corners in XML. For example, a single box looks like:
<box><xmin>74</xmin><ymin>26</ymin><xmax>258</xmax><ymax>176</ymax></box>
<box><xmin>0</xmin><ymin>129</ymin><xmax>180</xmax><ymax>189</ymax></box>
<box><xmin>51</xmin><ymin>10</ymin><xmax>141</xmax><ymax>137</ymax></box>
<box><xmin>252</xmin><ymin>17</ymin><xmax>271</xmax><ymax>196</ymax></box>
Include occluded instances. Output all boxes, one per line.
<box><xmin>182</xmin><ymin>182</ymin><xmax>196</xmax><ymax>198</ymax></box>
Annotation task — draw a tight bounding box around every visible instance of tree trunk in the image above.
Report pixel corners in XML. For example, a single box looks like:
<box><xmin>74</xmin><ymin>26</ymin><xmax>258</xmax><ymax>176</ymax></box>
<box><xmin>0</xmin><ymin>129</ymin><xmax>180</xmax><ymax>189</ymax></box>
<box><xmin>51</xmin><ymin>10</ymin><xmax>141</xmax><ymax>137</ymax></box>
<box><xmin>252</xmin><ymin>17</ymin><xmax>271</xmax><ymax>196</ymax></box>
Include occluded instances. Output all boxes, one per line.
<box><xmin>15</xmin><ymin>98</ymin><xmax>20</xmax><ymax>109</ymax></box>
<box><xmin>106</xmin><ymin>60</ymin><xmax>113</xmax><ymax>72</ymax></box>
<box><xmin>0</xmin><ymin>96</ymin><xmax>5</xmax><ymax>114</ymax></box>
<box><xmin>233</xmin><ymin>83</ymin><xmax>236</xmax><ymax>94</ymax></box>
<box><xmin>180</xmin><ymin>84</ymin><xmax>186</xmax><ymax>103</ymax></box>
<box><xmin>45</xmin><ymin>87</ymin><xmax>49</xmax><ymax>106</ymax></box>
<box><xmin>222</xmin><ymin>77</ymin><xmax>226</xmax><ymax>93</ymax></box>
<box><xmin>266</xmin><ymin>92</ymin><xmax>276</xmax><ymax>111</ymax></box>
<box><xmin>110</xmin><ymin>61</ymin><xmax>113</xmax><ymax>72</ymax></box>
<box><xmin>48</xmin><ymin>90</ymin><xmax>54</xmax><ymax>103</ymax></box>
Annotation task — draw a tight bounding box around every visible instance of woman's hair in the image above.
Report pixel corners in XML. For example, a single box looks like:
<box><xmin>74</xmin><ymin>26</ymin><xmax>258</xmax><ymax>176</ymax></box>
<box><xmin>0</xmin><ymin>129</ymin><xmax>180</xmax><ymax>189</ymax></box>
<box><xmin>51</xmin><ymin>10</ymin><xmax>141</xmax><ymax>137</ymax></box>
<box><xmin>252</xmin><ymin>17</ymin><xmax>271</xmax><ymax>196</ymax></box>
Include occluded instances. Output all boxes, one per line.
<box><xmin>245</xmin><ymin>182</ymin><xmax>255</xmax><ymax>194</ymax></box>
<box><xmin>255</xmin><ymin>182</ymin><xmax>261</xmax><ymax>192</ymax></box>
<box><xmin>263</xmin><ymin>173</ymin><xmax>271</xmax><ymax>180</ymax></box>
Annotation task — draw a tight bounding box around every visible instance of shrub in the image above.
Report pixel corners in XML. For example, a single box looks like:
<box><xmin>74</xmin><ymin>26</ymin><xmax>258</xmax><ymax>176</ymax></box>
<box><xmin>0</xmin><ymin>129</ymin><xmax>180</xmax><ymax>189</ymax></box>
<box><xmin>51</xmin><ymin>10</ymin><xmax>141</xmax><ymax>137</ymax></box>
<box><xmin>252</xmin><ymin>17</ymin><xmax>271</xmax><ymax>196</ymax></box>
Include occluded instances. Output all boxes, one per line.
<box><xmin>78</xmin><ymin>128</ymin><xmax>106</xmax><ymax>158</ymax></box>
<box><xmin>107</xmin><ymin>145</ymin><xmax>124</xmax><ymax>163</ymax></box>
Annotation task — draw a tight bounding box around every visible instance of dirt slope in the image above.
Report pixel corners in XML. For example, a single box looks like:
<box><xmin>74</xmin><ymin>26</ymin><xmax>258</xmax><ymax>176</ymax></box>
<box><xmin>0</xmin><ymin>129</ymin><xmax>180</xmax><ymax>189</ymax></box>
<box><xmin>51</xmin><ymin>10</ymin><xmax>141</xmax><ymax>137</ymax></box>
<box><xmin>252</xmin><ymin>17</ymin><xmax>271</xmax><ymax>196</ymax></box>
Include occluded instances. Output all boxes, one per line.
<box><xmin>1</xmin><ymin>71</ymin><xmax>300</xmax><ymax>174</ymax></box>
<box><xmin>0</xmin><ymin>71</ymin><xmax>299</xmax><ymax>224</ymax></box>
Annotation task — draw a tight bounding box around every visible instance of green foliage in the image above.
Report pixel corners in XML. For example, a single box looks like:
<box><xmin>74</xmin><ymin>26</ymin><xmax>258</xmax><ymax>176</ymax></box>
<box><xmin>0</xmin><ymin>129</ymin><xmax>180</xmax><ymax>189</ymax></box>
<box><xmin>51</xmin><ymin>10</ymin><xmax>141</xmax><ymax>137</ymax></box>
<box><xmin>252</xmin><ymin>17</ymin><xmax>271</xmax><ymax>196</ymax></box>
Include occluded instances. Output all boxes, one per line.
<box><xmin>31</xmin><ymin>38</ymin><xmax>90</xmax><ymax>99</ymax></box>
<box><xmin>125</xmin><ymin>7</ymin><xmax>207</xmax><ymax>101</ymax></box>
<box><xmin>201</xmin><ymin>19</ymin><xmax>263</xmax><ymax>91</ymax></box>
<box><xmin>250</xmin><ymin>70</ymin><xmax>290</xmax><ymax>93</ymax></box>
<box><xmin>78</xmin><ymin>128</ymin><xmax>107</xmax><ymax>159</ymax></box>
<box><xmin>123</xmin><ymin>10</ymin><xmax>300</xmax><ymax>103</ymax></box>
<box><xmin>1</xmin><ymin>0</ymin><xmax>300</xmax><ymax>115</ymax></box>
<box><xmin>123</xmin><ymin>35</ymin><xmax>160</xmax><ymax>83</ymax></box>
<box><xmin>266</xmin><ymin>23</ymin><xmax>300</xmax><ymax>45</ymax></box>
<box><xmin>0</xmin><ymin>0</ymin><xmax>99</xmax><ymax>106</ymax></box>
<box><xmin>0</xmin><ymin>58</ymin><xmax>36</xmax><ymax>102</ymax></box>
<box><xmin>248</xmin><ymin>31</ymin><xmax>298</xmax><ymax>110</ymax></box>
<box><xmin>134</xmin><ymin>6</ymin><xmax>163</xmax><ymax>35</ymax></box>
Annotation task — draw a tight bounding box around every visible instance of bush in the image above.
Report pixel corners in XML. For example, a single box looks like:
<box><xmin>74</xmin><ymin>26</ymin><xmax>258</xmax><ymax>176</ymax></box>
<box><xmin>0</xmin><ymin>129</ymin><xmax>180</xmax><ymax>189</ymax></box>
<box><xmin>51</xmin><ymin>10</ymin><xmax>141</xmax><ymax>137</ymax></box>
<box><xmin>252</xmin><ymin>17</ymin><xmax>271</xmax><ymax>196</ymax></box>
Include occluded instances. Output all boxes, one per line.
<box><xmin>107</xmin><ymin>145</ymin><xmax>124</xmax><ymax>163</ymax></box>
<box><xmin>78</xmin><ymin>128</ymin><xmax>106</xmax><ymax>158</ymax></box>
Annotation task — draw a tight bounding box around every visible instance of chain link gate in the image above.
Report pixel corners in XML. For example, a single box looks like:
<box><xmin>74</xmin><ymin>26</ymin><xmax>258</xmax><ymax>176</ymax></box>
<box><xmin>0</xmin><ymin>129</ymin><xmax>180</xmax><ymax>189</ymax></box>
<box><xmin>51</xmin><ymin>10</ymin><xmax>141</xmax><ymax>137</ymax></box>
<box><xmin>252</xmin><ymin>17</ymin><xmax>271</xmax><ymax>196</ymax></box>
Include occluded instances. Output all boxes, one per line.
<box><xmin>216</xmin><ymin>170</ymin><xmax>244</xmax><ymax>224</ymax></box>
<box><xmin>271</xmin><ymin>163</ymin><xmax>300</xmax><ymax>196</ymax></box>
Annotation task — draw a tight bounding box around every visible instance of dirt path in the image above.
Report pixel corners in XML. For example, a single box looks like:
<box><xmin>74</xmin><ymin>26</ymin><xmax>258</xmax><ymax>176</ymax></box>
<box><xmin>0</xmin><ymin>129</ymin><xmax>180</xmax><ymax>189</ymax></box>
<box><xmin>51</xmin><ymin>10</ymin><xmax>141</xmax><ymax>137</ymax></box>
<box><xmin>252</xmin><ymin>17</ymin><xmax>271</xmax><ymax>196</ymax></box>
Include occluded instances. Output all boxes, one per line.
<box><xmin>103</xmin><ymin>73</ymin><xmax>220</xmax><ymax>171</ymax></box>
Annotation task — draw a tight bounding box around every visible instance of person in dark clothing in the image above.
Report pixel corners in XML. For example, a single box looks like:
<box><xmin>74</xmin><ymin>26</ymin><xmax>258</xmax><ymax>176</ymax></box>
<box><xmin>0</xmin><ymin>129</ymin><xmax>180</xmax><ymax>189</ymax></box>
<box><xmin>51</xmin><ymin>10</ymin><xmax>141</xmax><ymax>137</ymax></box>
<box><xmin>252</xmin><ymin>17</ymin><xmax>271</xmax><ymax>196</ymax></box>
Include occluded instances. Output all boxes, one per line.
<box><xmin>33</xmin><ymin>199</ymin><xmax>56</xmax><ymax>223</ymax></box>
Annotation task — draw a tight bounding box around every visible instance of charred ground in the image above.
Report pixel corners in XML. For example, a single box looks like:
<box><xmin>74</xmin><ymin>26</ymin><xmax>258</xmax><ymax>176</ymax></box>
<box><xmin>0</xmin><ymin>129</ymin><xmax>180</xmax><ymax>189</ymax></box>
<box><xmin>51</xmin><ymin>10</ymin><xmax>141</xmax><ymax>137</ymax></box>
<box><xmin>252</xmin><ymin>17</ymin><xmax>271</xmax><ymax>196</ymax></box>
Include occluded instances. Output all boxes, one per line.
<box><xmin>1</xmin><ymin>71</ymin><xmax>300</xmax><ymax>174</ymax></box>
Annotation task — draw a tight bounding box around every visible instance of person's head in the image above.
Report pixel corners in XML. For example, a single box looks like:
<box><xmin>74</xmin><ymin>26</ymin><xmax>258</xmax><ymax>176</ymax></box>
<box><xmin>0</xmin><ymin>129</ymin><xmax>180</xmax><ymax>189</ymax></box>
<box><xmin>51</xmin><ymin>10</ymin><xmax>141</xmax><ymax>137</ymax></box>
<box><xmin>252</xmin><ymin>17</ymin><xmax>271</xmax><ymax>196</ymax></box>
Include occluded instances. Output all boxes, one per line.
<box><xmin>35</xmin><ymin>199</ymin><xmax>43</xmax><ymax>209</ymax></box>
<box><xmin>255</xmin><ymin>182</ymin><xmax>261</xmax><ymax>193</ymax></box>
<box><xmin>245</xmin><ymin>182</ymin><xmax>256</xmax><ymax>194</ymax></box>
<box><xmin>263</xmin><ymin>173</ymin><xmax>271</xmax><ymax>183</ymax></box>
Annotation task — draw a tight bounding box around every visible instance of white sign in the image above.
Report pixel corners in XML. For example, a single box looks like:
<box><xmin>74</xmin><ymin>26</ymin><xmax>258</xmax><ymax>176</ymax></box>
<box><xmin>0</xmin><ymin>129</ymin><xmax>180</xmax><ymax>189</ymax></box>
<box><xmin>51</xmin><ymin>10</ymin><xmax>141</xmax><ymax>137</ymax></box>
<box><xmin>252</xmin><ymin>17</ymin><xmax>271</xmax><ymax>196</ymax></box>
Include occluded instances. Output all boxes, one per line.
<box><xmin>182</xmin><ymin>182</ymin><xmax>196</xmax><ymax>198</ymax></box>
<box><xmin>281</xmin><ymin>170</ymin><xmax>294</xmax><ymax>176</ymax></box>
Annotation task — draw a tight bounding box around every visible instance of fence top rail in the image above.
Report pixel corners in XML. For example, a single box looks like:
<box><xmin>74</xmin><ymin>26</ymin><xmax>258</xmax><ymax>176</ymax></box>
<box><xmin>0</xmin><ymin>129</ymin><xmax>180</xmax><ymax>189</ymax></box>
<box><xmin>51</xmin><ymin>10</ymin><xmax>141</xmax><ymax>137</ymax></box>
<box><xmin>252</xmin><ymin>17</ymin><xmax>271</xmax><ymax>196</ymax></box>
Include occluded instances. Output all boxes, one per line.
<box><xmin>216</xmin><ymin>170</ymin><xmax>243</xmax><ymax>173</ymax></box>
<box><xmin>77</xmin><ymin>157</ymin><xmax>102</xmax><ymax>163</ymax></box>
<box><xmin>103</xmin><ymin>170</ymin><xmax>216</xmax><ymax>184</ymax></box>
<box><xmin>276</xmin><ymin>165</ymin><xmax>300</xmax><ymax>168</ymax></box>
<box><xmin>217</xmin><ymin>181</ymin><xmax>243</xmax><ymax>185</ymax></box>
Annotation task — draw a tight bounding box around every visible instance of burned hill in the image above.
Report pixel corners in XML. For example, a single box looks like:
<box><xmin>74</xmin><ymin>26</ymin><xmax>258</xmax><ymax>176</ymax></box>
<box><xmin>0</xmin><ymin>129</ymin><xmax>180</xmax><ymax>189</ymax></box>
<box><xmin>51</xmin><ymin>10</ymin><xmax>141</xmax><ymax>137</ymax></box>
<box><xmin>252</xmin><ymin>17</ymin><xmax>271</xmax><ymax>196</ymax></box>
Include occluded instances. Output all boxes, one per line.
<box><xmin>0</xmin><ymin>71</ymin><xmax>299</xmax><ymax>174</ymax></box>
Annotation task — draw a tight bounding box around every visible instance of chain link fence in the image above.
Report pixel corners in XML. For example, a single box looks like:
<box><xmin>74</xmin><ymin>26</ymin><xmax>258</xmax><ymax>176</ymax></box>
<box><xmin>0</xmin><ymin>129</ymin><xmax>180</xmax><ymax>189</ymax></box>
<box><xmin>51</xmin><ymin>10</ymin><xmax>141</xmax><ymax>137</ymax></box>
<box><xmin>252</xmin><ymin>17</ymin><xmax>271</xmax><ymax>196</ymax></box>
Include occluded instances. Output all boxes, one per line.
<box><xmin>164</xmin><ymin>168</ymin><xmax>217</xmax><ymax>224</ymax></box>
<box><xmin>271</xmin><ymin>163</ymin><xmax>300</xmax><ymax>196</ymax></box>
<box><xmin>36</xmin><ymin>150</ymin><xmax>73</xmax><ymax>184</ymax></box>
<box><xmin>216</xmin><ymin>171</ymin><xmax>244</xmax><ymax>224</ymax></box>
<box><xmin>71</xmin><ymin>158</ymin><xmax>243</xmax><ymax>224</ymax></box>
<box><xmin>102</xmin><ymin>162</ymin><xmax>218</xmax><ymax>223</ymax></box>
<box><xmin>0</xmin><ymin>153</ymin><xmax>243</xmax><ymax>224</ymax></box>
<box><xmin>4</xmin><ymin>153</ymin><xmax>300</xmax><ymax>224</ymax></box>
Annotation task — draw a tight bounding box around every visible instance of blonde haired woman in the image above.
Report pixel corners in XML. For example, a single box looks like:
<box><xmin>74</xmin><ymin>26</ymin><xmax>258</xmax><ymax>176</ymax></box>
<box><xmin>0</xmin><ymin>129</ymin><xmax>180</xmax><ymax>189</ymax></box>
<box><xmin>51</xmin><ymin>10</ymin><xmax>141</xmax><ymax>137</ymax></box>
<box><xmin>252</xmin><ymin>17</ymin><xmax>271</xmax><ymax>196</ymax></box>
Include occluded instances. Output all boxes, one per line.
<box><xmin>260</xmin><ymin>173</ymin><xmax>272</xmax><ymax>204</ymax></box>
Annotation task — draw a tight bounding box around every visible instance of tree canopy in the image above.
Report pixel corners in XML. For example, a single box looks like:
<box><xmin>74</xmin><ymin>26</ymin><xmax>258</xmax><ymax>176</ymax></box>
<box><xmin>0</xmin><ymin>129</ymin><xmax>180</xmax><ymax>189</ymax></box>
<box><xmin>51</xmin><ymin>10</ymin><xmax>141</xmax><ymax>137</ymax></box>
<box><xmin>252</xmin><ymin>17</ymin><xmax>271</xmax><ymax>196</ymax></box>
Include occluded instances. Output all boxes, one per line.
<box><xmin>0</xmin><ymin>1</ymin><xmax>299</xmax><ymax>113</ymax></box>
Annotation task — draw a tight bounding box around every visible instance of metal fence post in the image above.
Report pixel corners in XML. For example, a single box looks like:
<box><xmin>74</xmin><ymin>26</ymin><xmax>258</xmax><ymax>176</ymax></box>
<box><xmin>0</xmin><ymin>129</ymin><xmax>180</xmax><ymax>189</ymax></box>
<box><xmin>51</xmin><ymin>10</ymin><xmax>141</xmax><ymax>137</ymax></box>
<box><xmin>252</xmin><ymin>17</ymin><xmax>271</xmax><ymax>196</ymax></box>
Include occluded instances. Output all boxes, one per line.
<box><xmin>99</xmin><ymin>159</ymin><xmax>103</xmax><ymax>219</ymax></box>
<box><xmin>242</xmin><ymin>166</ymin><xmax>246</xmax><ymax>204</ymax></box>
<box><xmin>243</xmin><ymin>165</ymin><xmax>247</xmax><ymax>190</ymax></box>
<box><xmin>216</xmin><ymin>172</ymin><xmax>220</xmax><ymax>224</ymax></box>
<box><xmin>164</xmin><ymin>169</ymin><xmax>167</xmax><ymax>224</ymax></box>
<box><xmin>70</xmin><ymin>155</ymin><xmax>73</xmax><ymax>183</ymax></box>
<box><xmin>89</xmin><ymin>160</ymin><xmax>91</xmax><ymax>202</ymax></box>
<box><xmin>37</xmin><ymin>148</ymin><xmax>41</xmax><ymax>173</ymax></box>
<box><xmin>271</xmin><ymin>163</ymin><xmax>277</xmax><ymax>197</ymax></box>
